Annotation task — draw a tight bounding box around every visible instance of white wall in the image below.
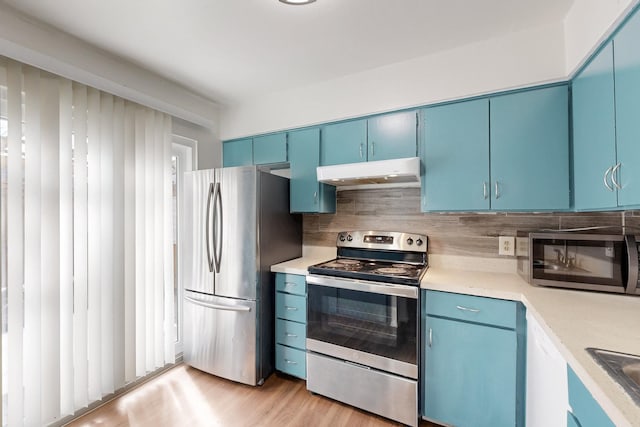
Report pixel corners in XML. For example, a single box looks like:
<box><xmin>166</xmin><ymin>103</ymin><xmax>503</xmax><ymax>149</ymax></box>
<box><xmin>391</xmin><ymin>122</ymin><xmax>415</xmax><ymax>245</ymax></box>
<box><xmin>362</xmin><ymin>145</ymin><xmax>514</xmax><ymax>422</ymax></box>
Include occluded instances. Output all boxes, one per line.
<box><xmin>0</xmin><ymin>2</ymin><xmax>219</xmax><ymax>131</ymax></box>
<box><xmin>564</xmin><ymin>0</ymin><xmax>639</xmax><ymax>76</ymax></box>
<box><xmin>172</xmin><ymin>118</ymin><xmax>221</xmax><ymax>170</ymax></box>
<box><xmin>220</xmin><ymin>21</ymin><xmax>566</xmax><ymax>140</ymax></box>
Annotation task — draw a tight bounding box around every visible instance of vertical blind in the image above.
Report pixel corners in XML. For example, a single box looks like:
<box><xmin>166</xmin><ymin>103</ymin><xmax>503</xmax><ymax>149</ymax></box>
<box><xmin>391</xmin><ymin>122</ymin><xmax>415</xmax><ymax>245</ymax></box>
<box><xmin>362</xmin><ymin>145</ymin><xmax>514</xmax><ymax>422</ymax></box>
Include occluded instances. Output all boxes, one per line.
<box><xmin>0</xmin><ymin>57</ymin><xmax>175</xmax><ymax>426</ymax></box>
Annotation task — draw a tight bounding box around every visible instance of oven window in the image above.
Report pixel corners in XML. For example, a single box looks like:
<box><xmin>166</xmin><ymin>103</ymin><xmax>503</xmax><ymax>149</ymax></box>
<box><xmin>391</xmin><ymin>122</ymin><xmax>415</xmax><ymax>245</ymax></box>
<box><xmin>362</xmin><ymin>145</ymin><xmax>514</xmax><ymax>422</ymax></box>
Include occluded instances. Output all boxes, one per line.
<box><xmin>307</xmin><ymin>284</ymin><xmax>417</xmax><ymax>365</ymax></box>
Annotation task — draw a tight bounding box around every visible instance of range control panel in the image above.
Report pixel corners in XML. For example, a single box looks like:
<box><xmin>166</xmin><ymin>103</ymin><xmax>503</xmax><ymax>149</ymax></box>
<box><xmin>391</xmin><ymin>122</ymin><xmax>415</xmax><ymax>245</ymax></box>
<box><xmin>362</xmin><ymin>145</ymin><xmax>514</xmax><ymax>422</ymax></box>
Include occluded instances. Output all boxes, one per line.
<box><xmin>336</xmin><ymin>231</ymin><xmax>427</xmax><ymax>253</ymax></box>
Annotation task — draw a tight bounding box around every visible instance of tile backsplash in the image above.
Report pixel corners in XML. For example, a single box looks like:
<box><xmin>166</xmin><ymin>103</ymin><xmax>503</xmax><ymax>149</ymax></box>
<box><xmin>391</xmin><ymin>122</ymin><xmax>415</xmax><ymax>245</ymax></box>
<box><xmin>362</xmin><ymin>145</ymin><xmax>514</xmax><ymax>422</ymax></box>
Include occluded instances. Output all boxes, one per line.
<box><xmin>303</xmin><ymin>188</ymin><xmax>640</xmax><ymax>258</ymax></box>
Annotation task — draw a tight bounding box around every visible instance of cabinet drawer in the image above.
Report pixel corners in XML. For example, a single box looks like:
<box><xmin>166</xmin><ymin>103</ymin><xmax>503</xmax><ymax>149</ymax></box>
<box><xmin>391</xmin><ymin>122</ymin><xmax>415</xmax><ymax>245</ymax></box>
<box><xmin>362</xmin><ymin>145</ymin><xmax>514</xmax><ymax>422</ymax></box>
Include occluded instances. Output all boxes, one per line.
<box><xmin>276</xmin><ymin>344</ymin><xmax>306</xmax><ymax>379</ymax></box>
<box><xmin>276</xmin><ymin>318</ymin><xmax>306</xmax><ymax>349</ymax></box>
<box><xmin>424</xmin><ymin>290</ymin><xmax>517</xmax><ymax>329</ymax></box>
<box><xmin>276</xmin><ymin>292</ymin><xmax>306</xmax><ymax>323</ymax></box>
<box><xmin>275</xmin><ymin>273</ymin><xmax>306</xmax><ymax>296</ymax></box>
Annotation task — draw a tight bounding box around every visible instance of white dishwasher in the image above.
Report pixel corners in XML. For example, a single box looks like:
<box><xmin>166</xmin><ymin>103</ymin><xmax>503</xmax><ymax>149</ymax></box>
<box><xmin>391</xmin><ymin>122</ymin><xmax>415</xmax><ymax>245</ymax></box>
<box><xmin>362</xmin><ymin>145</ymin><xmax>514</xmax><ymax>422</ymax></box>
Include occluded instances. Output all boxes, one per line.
<box><xmin>526</xmin><ymin>311</ymin><xmax>569</xmax><ymax>427</ymax></box>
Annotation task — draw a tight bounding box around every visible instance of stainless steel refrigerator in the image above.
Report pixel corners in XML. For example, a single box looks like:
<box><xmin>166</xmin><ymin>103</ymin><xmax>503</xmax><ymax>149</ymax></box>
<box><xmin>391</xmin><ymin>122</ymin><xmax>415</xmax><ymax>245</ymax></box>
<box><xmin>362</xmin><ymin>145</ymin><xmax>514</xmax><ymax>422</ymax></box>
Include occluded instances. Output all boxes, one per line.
<box><xmin>182</xmin><ymin>166</ymin><xmax>302</xmax><ymax>385</ymax></box>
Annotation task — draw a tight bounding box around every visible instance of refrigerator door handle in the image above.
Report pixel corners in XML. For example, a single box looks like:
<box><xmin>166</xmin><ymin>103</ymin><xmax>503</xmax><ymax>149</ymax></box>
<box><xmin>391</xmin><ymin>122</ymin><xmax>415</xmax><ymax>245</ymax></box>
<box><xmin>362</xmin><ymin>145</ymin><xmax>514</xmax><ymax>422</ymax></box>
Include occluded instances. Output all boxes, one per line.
<box><xmin>205</xmin><ymin>182</ymin><xmax>215</xmax><ymax>272</ymax></box>
<box><xmin>184</xmin><ymin>295</ymin><xmax>251</xmax><ymax>312</ymax></box>
<box><xmin>213</xmin><ymin>181</ymin><xmax>223</xmax><ymax>273</ymax></box>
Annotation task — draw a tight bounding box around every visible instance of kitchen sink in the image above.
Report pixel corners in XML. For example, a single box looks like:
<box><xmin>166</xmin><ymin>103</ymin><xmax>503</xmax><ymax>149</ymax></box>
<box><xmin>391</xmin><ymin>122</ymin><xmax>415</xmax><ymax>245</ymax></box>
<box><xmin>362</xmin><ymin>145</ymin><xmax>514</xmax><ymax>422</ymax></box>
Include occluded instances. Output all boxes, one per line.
<box><xmin>587</xmin><ymin>348</ymin><xmax>640</xmax><ymax>406</ymax></box>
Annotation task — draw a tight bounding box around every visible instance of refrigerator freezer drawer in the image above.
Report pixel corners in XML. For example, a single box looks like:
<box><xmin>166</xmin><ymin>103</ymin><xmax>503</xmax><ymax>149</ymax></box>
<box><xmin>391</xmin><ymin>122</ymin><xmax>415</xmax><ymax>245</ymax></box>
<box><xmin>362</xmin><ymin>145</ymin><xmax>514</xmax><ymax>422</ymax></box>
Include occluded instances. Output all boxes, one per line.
<box><xmin>183</xmin><ymin>292</ymin><xmax>258</xmax><ymax>385</ymax></box>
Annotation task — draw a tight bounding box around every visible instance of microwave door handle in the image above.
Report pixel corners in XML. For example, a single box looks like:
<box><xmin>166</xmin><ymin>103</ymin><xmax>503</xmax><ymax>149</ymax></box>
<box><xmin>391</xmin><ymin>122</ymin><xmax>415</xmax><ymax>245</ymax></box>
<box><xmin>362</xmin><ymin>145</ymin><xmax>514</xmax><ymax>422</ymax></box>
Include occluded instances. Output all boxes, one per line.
<box><xmin>205</xmin><ymin>182</ymin><xmax>214</xmax><ymax>273</ymax></box>
<box><xmin>625</xmin><ymin>235</ymin><xmax>638</xmax><ymax>294</ymax></box>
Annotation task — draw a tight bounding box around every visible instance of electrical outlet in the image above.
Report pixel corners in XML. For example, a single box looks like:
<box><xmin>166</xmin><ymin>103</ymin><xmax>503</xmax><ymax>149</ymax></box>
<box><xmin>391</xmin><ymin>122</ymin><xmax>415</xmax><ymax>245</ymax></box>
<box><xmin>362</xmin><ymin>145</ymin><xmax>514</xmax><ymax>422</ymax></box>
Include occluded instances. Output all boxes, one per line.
<box><xmin>499</xmin><ymin>236</ymin><xmax>515</xmax><ymax>256</ymax></box>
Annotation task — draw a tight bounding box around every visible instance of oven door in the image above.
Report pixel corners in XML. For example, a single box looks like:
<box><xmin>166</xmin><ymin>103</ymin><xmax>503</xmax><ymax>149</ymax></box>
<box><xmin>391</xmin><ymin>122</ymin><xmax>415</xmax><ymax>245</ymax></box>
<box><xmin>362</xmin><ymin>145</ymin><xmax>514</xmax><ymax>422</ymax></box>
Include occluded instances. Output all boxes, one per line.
<box><xmin>306</xmin><ymin>274</ymin><xmax>418</xmax><ymax>379</ymax></box>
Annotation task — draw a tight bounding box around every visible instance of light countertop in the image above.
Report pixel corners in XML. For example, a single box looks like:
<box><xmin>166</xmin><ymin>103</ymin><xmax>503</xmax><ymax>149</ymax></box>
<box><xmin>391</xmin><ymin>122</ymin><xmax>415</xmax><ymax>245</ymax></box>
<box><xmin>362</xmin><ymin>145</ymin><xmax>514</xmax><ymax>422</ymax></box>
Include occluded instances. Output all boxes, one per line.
<box><xmin>271</xmin><ymin>253</ymin><xmax>640</xmax><ymax>427</ymax></box>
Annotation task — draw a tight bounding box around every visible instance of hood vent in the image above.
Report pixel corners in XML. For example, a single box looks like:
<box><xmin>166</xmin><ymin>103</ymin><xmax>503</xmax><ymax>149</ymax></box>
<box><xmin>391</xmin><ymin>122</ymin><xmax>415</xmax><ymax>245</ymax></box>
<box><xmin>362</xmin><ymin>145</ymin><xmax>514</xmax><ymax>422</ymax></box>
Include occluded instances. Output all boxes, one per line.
<box><xmin>316</xmin><ymin>157</ymin><xmax>420</xmax><ymax>188</ymax></box>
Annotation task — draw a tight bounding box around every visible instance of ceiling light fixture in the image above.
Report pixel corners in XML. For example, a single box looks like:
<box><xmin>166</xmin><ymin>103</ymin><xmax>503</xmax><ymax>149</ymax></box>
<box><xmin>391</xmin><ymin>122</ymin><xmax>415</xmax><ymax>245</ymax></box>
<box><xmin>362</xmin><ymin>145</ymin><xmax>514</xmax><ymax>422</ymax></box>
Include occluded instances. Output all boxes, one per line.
<box><xmin>279</xmin><ymin>0</ymin><xmax>316</xmax><ymax>5</ymax></box>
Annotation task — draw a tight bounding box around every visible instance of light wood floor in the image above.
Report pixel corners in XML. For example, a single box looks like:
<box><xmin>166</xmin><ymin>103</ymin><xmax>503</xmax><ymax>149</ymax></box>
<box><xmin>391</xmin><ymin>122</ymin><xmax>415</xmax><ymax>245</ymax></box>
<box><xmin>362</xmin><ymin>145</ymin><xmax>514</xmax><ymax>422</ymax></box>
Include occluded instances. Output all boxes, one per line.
<box><xmin>66</xmin><ymin>364</ymin><xmax>440</xmax><ymax>427</ymax></box>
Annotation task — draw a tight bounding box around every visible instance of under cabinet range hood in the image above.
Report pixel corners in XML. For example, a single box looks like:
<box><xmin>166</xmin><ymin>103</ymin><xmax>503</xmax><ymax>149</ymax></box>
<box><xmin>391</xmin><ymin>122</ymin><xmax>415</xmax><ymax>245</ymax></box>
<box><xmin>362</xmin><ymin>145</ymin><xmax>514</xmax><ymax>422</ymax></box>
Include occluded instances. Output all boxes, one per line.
<box><xmin>316</xmin><ymin>157</ymin><xmax>420</xmax><ymax>188</ymax></box>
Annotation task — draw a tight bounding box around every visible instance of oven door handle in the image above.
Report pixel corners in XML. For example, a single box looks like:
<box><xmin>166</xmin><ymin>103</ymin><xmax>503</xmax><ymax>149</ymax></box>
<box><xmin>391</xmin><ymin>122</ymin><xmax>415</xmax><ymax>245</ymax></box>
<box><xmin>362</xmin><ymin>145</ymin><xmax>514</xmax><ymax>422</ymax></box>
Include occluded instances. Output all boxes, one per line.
<box><xmin>306</xmin><ymin>274</ymin><xmax>419</xmax><ymax>299</ymax></box>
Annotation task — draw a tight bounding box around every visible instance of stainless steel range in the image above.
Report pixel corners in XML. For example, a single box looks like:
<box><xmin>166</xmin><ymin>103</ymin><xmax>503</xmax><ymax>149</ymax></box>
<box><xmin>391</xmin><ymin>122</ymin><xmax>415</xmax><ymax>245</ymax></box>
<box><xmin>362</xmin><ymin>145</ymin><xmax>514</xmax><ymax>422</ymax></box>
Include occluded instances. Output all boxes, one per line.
<box><xmin>306</xmin><ymin>231</ymin><xmax>427</xmax><ymax>427</ymax></box>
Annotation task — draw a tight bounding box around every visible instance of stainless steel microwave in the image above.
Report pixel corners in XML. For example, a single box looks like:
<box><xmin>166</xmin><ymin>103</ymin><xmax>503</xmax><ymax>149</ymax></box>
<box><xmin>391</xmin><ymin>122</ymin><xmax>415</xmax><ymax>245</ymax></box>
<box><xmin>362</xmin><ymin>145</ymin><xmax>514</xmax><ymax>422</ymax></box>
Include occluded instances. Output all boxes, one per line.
<box><xmin>517</xmin><ymin>232</ymin><xmax>640</xmax><ymax>295</ymax></box>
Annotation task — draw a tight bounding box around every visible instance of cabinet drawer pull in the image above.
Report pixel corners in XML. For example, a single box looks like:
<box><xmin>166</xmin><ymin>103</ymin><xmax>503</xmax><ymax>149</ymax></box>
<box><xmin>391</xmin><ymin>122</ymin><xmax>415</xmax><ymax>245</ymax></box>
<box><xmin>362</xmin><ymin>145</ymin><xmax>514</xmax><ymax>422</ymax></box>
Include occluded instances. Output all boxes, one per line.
<box><xmin>285</xmin><ymin>333</ymin><xmax>298</xmax><ymax>338</ymax></box>
<box><xmin>456</xmin><ymin>305</ymin><xmax>480</xmax><ymax>313</ymax></box>
<box><xmin>284</xmin><ymin>359</ymin><xmax>298</xmax><ymax>365</ymax></box>
<box><xmin>371</xmin><ymin>141</ymin><xmax>375</xmax><ymax>157</ymax></box>
<box><xmin>428</xmin><ymin>328</ymin><xmax>432</xmax><ymax>347</ymax></box>
<box><xmin>494</xmin><ymin>181</ymin><xmax>500</xmax><ymax>199</ymax></box>
<box><xmin>483</xmin><ymin>182</ymin><xmax>488</xmax><ymax>200</ymax></box>
<box><xmin>359</xmin><ymin>143</ymin><xmax>364</xmax><ymax>158</ymax></box>
<box><xmin>611</xmin><ymin>162</ymin><xmax>622</xmax><ymax>190</ymax></box>
<box><xmin>285</xmin><ymin>306</ymin><xmax>298</xmax><ymax>311</ymax></box>
<box><xmin>603</xmin><ymin>166</ymin><xmax>614</xmax><ymax>191</ymax></box>
<box><xmin>284</xmin><ymin>282</ymin><xmax>298</xmax><ymax>287</ymax></box>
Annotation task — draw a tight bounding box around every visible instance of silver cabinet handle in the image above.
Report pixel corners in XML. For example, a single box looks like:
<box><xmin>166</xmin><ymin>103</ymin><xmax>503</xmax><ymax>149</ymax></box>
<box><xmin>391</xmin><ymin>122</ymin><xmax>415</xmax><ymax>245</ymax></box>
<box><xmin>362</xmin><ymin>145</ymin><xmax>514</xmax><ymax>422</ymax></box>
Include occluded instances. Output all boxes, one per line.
<box><xmin>285</xmin><ymin>333</ymin><xmax>298</xmax><ymax>338</ymax></box>
<box><xmin>313</xmin><ymin>191</ymin><xmax>317</xmax><ymax>204</ymax></box>
<box><xmin>285</xmin><ymin>306</ymin><xmax>298</xmax><ymax>311</ymax></box>
<box><xmin>495</xmin><ymin>181</ymin><xmax>500</xmax><ymax>199</ymax></box>
<box><xmin>456</xmin><ymin>305</ymin><xmax>480</xmax><ymax>313</ymax></box>
<box><xmin>603</xmin><ymin>166</ymin><xmax>614</xmax><ymax>191</ymax></box>
<box><xmin>359</xmin><ymin>143</ymin><xmax>364</xmax><ymax>158</ymax></box>
<box><xmin>284</xmin><ymin>359</ymin><xmax>298</xmax><ymax>365</ymax></box>
<box><xmin>185</xmin><ymin>296</ymin><xmax>251</xmax><ymax>312</ymax></box>
<box><xmin>611</xmin><ymin>162</ymin><xmax>622</xmax><ymax>190</ymax></box>
<box><xmin>284</xmin><ymin>282</ymin><xmax>298</xmax><ymax>287</ymax></box>
<box><xmin>483</xmin><ymin>182</ymin><xmax>488</xmax><ymax>200</ymax></box>
<box><xmin>371</xmin><ymin>141</ymin><xmax>375</xmax><ymax>157</ymax></box>
<box><xmin>428</xmin><ymin>328</ymin><xmax>432</xmax><ymax>347</ymax></box>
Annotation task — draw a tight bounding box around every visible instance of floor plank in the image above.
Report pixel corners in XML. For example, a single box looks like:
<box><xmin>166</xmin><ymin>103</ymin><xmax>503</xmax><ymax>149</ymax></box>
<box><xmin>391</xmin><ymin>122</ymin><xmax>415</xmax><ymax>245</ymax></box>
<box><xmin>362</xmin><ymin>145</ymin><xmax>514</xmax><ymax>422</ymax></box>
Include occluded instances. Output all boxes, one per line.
<box><xmin>65</xmin><ymin>364</ymin><xmax>439</xmax><ymax>427</ymax></box>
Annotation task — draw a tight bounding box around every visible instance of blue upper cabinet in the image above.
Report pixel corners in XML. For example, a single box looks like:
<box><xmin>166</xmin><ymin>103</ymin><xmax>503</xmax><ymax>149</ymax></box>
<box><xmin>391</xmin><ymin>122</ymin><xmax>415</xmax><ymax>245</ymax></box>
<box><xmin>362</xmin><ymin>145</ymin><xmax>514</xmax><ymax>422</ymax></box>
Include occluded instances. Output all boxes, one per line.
<box><xmin>253</xmin><ymin>132</ymin><xmax>287</xmax><ymax>165</ymax></box>
<box><xmin>613</xmin><ymin>8</ymin><xmax>640</xmax><ymax>207</ymax></box>
<box><xmin>367</xmin><ymin>111</ymin><xmax>417</xmax><ymax>161</ymax></box>
<box><xmin>572</xmin><ymin>42</ymin><xmax>618</xmax><ymax>210</ymax></box>
<box><xmin>320</xmin><ymin>112</ymin><xmax>417</xmax><ymax>166</ymax></box>
<box><xmin>490</xmin><ymin>85</ymin><xmax>570</xmax><ymax>211</ymax></box>
<box><xmin>223</xmin><ymin>138</ymin><xmax>253</xmax><ymax>167</ymax></box>
<box><xmin>288</xmin><ymin>128</ymin><xmax>336</xmax><ymax>213</ymax></box>
<box><xmin>567</xmin><ymin>366</ymin><xmax>615</xmax><ymax>427</ymax></box>
<box><xmin>421</xmin><ymin>99</ymin><xmax>490</xmax><ymax>211</ymax></box>
<box><xmin>320</xmin><ymin>119</ymin><xmax>368</xmax><ymax>166</ymax></box>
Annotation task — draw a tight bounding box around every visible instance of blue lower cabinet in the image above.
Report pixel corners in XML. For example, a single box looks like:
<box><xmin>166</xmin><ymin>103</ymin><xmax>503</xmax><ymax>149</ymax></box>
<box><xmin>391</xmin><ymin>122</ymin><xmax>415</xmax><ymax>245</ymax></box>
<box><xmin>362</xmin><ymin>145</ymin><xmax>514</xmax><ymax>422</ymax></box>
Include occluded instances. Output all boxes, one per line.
<box><xmin>422</xmin><ymin>290</ymin><xmax>525</xmax><ymax>427</ymax></box>
<box><xmin>274</xmin><ymin>272</ymin><xmax>307</xmax><ymax>379</ymax></box>
<box><xmin>275</xmin><ymin>345</ymin><xmax>306</xmax><ymax>379</ymax></box>
<box><xmin>567</xmin><ymin>366</ymin><xmax>615</xmax><ymax>427</ymax></box>
<box><xmin>567</xmin><ymin>411</ymin><xmax>582</xmax><ymax>427</ymax></box>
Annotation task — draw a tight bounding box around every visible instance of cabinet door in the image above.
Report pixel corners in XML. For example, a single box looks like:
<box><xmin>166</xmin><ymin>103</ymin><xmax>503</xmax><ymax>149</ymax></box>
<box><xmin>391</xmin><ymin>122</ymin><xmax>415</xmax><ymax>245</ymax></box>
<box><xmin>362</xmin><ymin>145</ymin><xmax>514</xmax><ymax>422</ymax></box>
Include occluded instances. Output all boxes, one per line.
<box><xmin>288</xmin><ymin>128</ymin><xmax>336</xmax><ymax>213</ymax></box>
<box><xmin>367</xmin><ymin>111</ymin><xmax>417</xmax><ymax>161</ymax></box>
<box><xmin>421</xmin><ymin>99</ymin><xmax>489</xmax><ymax>211</ymax></box>
<box><xmin>573</xmin><ymin>42</ymin><xmax>618</xmax><ymax>210</ymax></box>
<box><xmin>223</xmin><ymin>138</ymin><xmax>253</xmax><ymax>167</ymax></box>
<box><xmin>490</xmin><ymin>85</ymin><xmax>570</xmax><ymax>210</ymax></box>
<box><xmin>614</xmin><ymin>10</ymin><xmax>640</xmax><ymax>207</ymax></box>
<box><xmin>567</xmin><ymin>366</ymin><xmax>615</xmax><ymax>427</ymax></box>
<box><xmin>253</xmin><ymin>133</ymin><xmax>287</xmax><ymax>165</ymax></box>
<box><xmin>423</xmin><ymin>316</ymin><xmax>517</xmax><ymax>427</ymax></box>
<box><xmin>320</xmin><ymin>119</ymin><xmax>367</xmax><ymax>166</ymax></box>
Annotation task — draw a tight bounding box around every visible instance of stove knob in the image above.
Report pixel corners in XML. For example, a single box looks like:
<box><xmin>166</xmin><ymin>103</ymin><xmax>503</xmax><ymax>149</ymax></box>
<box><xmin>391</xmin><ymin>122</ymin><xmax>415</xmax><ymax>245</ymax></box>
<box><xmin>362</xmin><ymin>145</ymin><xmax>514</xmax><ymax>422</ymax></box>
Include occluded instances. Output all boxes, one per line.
<box><xmin>339</xmin><ymin>234</ymin><xmax>346</xmax><ymax>242</ymax></box>
<box><xmin>406</xmin><ymin>238</ymin><xmax>414</xmax><ymax>245</ymax></box>
<box><xmin>347</xmin><ymin>234</ymin><xmax>353</xmax><ymax>242</ymax></box>
<box><xmin>416</xmin><ymin>238</ymin><xmax>424</xmax><ymax>246</ymax></box>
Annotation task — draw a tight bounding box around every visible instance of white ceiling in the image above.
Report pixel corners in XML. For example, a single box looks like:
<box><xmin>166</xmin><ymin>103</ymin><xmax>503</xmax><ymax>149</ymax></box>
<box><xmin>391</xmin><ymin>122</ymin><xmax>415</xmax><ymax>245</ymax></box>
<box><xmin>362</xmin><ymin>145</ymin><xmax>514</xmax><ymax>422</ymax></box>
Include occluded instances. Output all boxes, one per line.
<box><xmin>2</xmin><ymin>0</ymin><xmax>575</xmax><ymax>106</ymax></box>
